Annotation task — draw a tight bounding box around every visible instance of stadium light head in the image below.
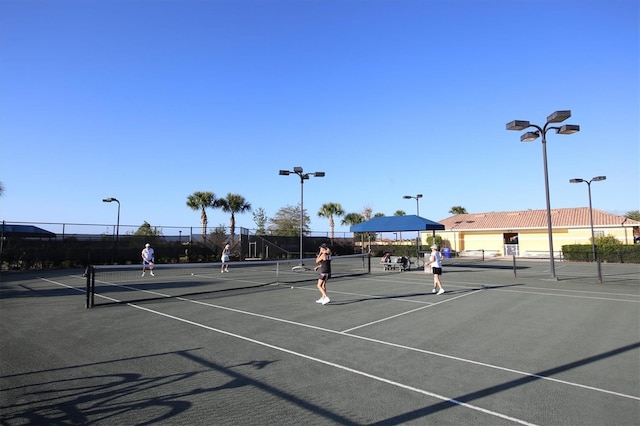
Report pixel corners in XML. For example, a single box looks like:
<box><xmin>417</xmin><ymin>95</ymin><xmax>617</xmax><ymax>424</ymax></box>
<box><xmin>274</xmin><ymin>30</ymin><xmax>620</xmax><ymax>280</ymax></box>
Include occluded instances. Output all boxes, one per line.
<box><xmin>557</xmin><ymin>124</ymin><xmax>580</xmax><ymax>135</ymax></box>
<box><xmin>279</xmin><ymin>170</ymin><xmax>290</xmax><ymax>176</ymax></box>
<box><xmin>416</xmin><ymin>194</ymin><xmax>423</xmax><ymax>199</ymax></box>
<box><xmin>293</xmin><ymin>166</ymin><xmax>303</xmax><ymax>173</ymax></box>
<box><xmin>102</xmin><ymin>197</ymin><xmax>118</xmax><ymax>203</ymax></box>
<box><xmin>314</xmin><ymin>172</ymin><xmax>325</xmax><ymax>177</ymax></box>
<box><xmin>520</xmin><ymin>131</ymin><xmax>540</xmax><ymax>142</ymax></box>
<box><xmin>546</xmin><ymin>110</ymin><xmax>571</xmax><ymax>123</ymax></box>
<box><xmin>506</xmin><ymin>120</ymin><xmax>530</xmax><ymax>131</ymax></box>
<box><xmin>403</xmin><ymin>195</ymin><xmax>412</xmax><ymax>199</ymax></box>
<box><xmin>592</xmin><ymin>176</ymin><xmax>606</xmax><ymax>182</ymax></box>
<box><xmin>569</xmin><ymin>178</ymin><xmax>584</xmax><ymax>184</ymax></box>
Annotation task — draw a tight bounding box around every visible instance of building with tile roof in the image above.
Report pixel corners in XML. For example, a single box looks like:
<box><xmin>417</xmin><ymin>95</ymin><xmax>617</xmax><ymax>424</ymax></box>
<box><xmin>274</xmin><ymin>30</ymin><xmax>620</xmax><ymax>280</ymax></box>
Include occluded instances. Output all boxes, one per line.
<box><xmin>423</xmin><ymin>207</ymin><xmax>639</xmax><ymax>257</ymax></box>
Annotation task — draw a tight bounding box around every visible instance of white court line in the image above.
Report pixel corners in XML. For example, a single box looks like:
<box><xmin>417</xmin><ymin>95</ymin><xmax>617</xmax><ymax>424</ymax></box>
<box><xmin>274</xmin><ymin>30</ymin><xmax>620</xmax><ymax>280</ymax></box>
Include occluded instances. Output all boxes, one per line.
<box><xmin>98</xmin><ymin>295</ymin><xmax>539</xmax><ymax>426</ymax></box>
<box><xmin>359</xmin><ymin>275</ymin><xmax>640</xmax><ymax>303</ymax></box>
<box><xmin>41</xmin><ymin>276</ymin><xmax>640</xmax><ymax>404</ymax></box>
<box><xmin>341</xmin><ymin>289</ymin><xmax>482</xmax><ymax>333</ymax></box>
<box><xmin>76</xmin><ymin>278</ymin><xmax>640</xmax><ymax>403</ymax></box>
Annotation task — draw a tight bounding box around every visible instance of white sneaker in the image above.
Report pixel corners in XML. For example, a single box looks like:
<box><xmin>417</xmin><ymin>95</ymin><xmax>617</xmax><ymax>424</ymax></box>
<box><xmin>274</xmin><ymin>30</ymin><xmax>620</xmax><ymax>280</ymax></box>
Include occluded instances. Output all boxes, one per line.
<box><xmin>437</xmin><ymin>289</ymin><xmax>445</xmax><ymax>295</ymax></box>
<box><xmin>316</xmin><ymin>297</ymin><xmax>324</xmax><ymax>303</ymax></box>
<box><xmin>141</xmin><ymin>272</ymin><xmax>145</xmax><ymax>277</ymax></box>
<box><xmin>150</xmin><ymin>271</ymin><xmax>154</xmax><ymax>276</ymax></box>
<box><xmin>432</xmin><ymin>289</ymin><xmax>436</xmax><ymax>293</ymax></box>
<box><xmin>322</xmin><ymin>297</ymin><xmax>330</xmax><ymax>305</ymax></box>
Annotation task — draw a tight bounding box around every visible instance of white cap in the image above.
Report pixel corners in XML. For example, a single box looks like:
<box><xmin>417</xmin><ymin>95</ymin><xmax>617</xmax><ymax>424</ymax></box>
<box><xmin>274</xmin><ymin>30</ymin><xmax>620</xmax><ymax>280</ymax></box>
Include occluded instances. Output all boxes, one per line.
<box><xmin>145</xmin><ymin>243</ymin><xmax>150</xmax><ymax>247</ymax></box>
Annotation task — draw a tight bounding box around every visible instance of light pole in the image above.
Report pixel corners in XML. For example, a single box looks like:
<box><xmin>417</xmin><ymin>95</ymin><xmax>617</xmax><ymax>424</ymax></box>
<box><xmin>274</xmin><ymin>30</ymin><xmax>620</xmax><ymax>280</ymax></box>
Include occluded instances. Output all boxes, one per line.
<box><xmin>507</xmin><ymin>110</ymin><xmax>580</xmax><ymax>280</ymax></box>
<box><xmin>403</xmin><ymin>194</ymin><xmax>423</xmax><ymax>216</ymax></box>
<box><xmin>570</xmin><ymin>176</ymin><xmax>606</xmax><ymax>283</ymax></box>
<box><xmin>102</xmin><ymin>197</ymin><xmax>120</xmax><ymax>261</ymax></box>
<box><xmin>279</xmin><ymin>167</ymin><xmax>325</xmax><ymax>264</ymax></box>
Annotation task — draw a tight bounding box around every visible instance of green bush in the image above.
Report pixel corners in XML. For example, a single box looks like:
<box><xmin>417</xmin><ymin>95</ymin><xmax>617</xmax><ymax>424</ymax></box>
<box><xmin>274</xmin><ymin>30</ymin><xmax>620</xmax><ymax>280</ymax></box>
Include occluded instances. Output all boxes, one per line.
<box><xmin>562</xmin><ymin>244</ymin><xmax>640</xmax><ymax>263</ymax></box>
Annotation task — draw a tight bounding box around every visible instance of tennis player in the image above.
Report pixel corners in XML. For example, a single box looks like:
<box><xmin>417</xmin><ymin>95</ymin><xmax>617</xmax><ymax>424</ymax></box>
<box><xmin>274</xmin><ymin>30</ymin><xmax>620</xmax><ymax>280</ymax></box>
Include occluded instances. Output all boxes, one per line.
<box><xmin>428</xmin><ymin>244</ymin><xmax>445</xmax><ymax>294</ymax></box>
<box><xmin>221</xmin><ymin>243</ymin><xmax>231</xmax><ymax>273</ymax></box>
<box><xmin>314</xmin><ymin>243</ymin><xmax>332</xmax><ymax>305</ymax></box>
<box><xmin>141</xmin><ymin>243</ymin><xmax>155</xmax><ymax>277</ymax></box>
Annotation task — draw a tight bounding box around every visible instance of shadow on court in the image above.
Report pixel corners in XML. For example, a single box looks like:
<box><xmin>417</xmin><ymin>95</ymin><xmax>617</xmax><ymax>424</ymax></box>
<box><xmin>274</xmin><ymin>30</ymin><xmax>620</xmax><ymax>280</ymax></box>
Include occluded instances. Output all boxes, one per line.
<box><xmin>370</xmin><ymin>341</ymin><xmax>640</xmax><ymax>425</ymax></box>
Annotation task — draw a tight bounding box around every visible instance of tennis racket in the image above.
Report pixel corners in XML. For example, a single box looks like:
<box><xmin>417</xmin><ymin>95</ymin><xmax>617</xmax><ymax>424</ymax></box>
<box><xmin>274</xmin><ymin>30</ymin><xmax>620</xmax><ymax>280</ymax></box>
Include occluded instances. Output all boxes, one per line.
<box><xmin>291</xmin><ymin>265</ymin><xmax>314</xmax><ymax>272</ymax></box>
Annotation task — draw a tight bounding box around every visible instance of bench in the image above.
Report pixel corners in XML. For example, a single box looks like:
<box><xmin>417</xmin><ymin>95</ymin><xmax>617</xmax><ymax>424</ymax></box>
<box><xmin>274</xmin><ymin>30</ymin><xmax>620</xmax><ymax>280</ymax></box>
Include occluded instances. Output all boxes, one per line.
<box><xmin>381</xmin><ymin>256</ymin><xmax>410</xmax><ymax>271</ymax></box>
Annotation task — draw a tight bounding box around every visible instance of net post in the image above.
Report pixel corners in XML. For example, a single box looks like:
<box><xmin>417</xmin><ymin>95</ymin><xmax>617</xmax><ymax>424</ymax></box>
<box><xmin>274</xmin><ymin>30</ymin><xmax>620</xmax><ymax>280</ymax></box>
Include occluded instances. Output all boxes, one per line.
<box><xmin>90</xmin><ymin>266</ymin><xmax>95</xmax><ymax>308</ymax></box>
<box><xmin>367</xmin><ymin>253</ymin><xmax>371</xmax><ymax>273</ymax></box>
<box><xmin>85</xmin><ymin>266</ymin><xmax>91</xmax><ymax>308</ymax></box>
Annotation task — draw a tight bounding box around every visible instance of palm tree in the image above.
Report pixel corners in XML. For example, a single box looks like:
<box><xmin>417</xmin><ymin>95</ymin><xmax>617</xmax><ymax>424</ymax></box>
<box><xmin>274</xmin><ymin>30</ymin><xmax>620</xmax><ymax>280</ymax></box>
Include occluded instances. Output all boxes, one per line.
<box><xmin>449</xmin><ymin>206</ymin><xmax>468</xmax><ymax>215</ymax></box>
<box><xmin>317</xmin><ymin>202</ymin><xmax>344</xmax><ymax>242</ymax></box>
<box><xmin>342</xmin><ymin>212</ymin><xmax>372</xmax><ymax>249</ymax></box>
<box><xmin>215</xmin><ymin>193</ymin><xmax>252</xmax><ymax>243</ymax></box>
<box><xmin>186</xmin><ymin>191</ymin><xmax>216</xmax><ymax>240</ymax></box>
<box><xmin>341</xmin><ymin>212</ymin><xmax>364</xmax><ymax>227</ymax></box>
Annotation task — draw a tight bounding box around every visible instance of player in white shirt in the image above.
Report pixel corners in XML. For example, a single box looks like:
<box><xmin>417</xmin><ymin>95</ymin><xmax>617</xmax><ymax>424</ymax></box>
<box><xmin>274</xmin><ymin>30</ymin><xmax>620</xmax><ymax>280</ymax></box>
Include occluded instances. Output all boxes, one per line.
<box><xmin>141</xmin><ymin>243</ymin><xmax>155</xmax><ymax>277</ymax></box>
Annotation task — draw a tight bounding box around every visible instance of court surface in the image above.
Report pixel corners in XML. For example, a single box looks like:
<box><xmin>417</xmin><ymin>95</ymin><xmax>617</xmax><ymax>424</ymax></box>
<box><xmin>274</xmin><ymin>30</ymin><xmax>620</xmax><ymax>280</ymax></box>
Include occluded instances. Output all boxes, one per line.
<box><xmin>1</xmin><ymin>258</ymin><xmax>639</xmax><ymax>425</ymax></box>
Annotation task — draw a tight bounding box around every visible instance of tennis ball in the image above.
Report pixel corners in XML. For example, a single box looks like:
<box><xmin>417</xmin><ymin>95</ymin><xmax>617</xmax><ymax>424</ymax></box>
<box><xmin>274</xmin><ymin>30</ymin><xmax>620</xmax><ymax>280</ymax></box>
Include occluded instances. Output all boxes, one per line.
<box><xmin>191</xmin><ymin>273</ymin><xmax>194</xmax><ymax>276</ymax></box>
<box><xmin>290</xmin><ymin>286</ymin><xmax>294</xmax><ymax>289</ymax></box>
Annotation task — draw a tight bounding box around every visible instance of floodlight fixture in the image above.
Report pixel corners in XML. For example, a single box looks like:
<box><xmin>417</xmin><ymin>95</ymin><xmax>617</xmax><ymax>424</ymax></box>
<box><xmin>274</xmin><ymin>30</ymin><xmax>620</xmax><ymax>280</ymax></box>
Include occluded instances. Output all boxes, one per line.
<box><xmin>506</xmin><ymin>120</ymin><xmax>530</xmax><ymax>131</ymax></box>
<box><xmin>279</xmin><ymin>166</ymin><xmax>326</xmax><ymax>264</ymax></box>
<box><xmin>102</xmin><ymin>197</ymin><xmax>121</xmax><ymax>260</ymax></box>
<box><xmin>506</xmin><ymin>110</ymin><xmax>581</xmax><ymax>280</ymax></box>
<box><xmin>521</xmin><ymin>131</ymin><xmax>540</xmax><ymax>142</ymax></box>
<box><xmin>403</xmin><ymin>194</ymin><xmax>423</xmax><ymax>216</ymax></box>
<box><xmin>546</xmin><ymin>110</ymin><xmax>571</xmax><ymax>123</ymax></box>
<box><xmin>557</xmin><ymin>124</ymin><xmax>580</xmax><ymax>135</ymax></box>
<box><xmin>569</xmin><ymin>175</ymin><xmax>607</xmax><ymax>282</ymax></box>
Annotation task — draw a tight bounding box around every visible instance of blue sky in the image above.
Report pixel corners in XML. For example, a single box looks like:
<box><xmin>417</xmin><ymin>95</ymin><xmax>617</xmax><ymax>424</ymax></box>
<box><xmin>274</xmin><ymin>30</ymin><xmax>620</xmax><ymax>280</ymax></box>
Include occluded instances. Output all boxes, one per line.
<box><xmin>1</xmin><ymin>0</ymin><xmax>638</xmax><ymax>237</ymax></box>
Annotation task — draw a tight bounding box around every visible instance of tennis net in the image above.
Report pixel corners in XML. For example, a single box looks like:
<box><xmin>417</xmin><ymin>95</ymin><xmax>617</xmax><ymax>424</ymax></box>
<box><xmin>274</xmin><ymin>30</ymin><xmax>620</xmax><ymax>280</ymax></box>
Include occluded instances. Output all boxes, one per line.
<box><xmin>85</xmin><ymin>254</ymin><xmax>370</xmax><ymax>308</ymax></box>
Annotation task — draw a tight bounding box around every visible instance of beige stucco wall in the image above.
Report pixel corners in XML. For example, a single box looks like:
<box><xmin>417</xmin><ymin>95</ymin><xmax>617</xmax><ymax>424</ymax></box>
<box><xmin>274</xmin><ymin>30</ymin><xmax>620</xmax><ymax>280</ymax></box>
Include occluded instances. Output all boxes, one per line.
<box><xmin>422</xmin><ymin>225</ymin><xmax>635</xmax><ymax>256</ymax></box>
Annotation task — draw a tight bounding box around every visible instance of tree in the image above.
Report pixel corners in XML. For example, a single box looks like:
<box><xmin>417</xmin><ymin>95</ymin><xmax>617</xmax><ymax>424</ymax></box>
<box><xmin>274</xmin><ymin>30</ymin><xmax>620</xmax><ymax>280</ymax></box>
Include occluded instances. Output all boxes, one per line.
<box><xmin>253</xmin><ymin>207</ymin><xmax>268</xmax><ymax>235</ymax></box>
<box><xmin>317</xmin><ymin>202</ymin><xmax>345</xmax><ymax>242</ymax></box>
<box><xmin>215</xmin><ymin>193</ymin><xmax>251</xmax><ymax>243</ymax></box>
<box><xmin>341</xmin><ymin>213</ymin><xmax>365</xmax><ymax>227</ymax></box>
<box><xmin>363</xmin><ymin>206</ymin><xmax>373</xmax><ymax>221</ymax></box>
<box><xmin>394</xmin><ymin>210</ymin><xmax>406</xmax><ymax>241</ymax></box>
<box><xmin>268</xmin><ymin>204</ymin><xmax>311</xmax><ymax>236</ymax></box>
<box><xmin>186</xmin><ymin>191</ymin><xmax>216</xmax><ymax>240</ymax></box>
<box><xmin>625</xmin><ymin>210</ymin><xmax>640</xmax><ymax>221</ymax></box>
<box><xmin>0</xmin><ymin>182</ymin><xmax>4</xmax><ymax>196</ymax></box>
<box><xmin>341</xmin><ymin>212</ymin><xmax>376</xmax><ymax>242</ymax></box>
<box><xmin>449</xmin><ymin>206</ymin><xmax>468</xmax><ymax>215</ymax></box>
<box><xmin>132</xmin><ymin>221</ymin><xmax>162</xmax><ymax>237</ymax></box>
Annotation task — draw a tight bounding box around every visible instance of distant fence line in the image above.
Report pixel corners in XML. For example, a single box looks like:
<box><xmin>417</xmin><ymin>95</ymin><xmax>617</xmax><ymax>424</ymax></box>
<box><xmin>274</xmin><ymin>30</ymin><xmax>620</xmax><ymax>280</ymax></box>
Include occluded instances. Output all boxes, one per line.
<box><xmin>0</xmin><ymin>221</ymin><xmax>363</xmax><ymax>269</ymax></box>
<box><xmin>0</xmin><ymin>221</ymin><xmax>356</xmax><ymax>240</ymax></box>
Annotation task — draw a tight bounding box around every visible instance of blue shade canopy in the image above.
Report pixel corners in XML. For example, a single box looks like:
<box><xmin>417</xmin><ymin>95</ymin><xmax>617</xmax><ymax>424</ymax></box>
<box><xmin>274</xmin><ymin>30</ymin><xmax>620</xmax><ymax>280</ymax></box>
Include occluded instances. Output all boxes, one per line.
<box><xmin>349</xmin><ymin>215</ymin><xmax>445</xmax><ymax>233</ymax></box>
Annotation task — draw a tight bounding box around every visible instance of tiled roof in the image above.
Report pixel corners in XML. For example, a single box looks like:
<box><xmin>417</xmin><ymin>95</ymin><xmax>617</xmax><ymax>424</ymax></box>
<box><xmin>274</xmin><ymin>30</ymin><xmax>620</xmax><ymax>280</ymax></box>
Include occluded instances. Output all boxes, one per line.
<box><xmin>438</xmin><ymin>208</ymin><xmax>639</xmax><ymax>231</ymax></box>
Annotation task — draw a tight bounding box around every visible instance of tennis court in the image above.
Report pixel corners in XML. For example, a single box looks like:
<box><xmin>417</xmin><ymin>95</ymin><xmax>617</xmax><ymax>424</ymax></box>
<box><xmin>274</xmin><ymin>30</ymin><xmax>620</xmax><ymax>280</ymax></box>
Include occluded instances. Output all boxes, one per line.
<box><xmin>1</xmin><ymin>257</ymin><xmax>639</xmax><ymax>425</ymax></box>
